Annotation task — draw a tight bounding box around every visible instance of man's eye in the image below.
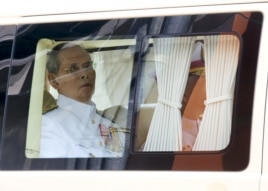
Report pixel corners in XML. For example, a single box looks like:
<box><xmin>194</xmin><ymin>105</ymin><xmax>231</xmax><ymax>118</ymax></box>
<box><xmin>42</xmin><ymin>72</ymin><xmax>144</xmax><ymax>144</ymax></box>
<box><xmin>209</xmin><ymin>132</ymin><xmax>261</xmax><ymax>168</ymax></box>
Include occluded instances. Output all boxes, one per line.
<box><xmin>84</xmin><ymin>62</ymin><xmax>93</xmax><ymax>68</ymax></box>
<box><xmin>69</xmin><ymin>65</ymin><xmax>79</xmax><ymax>73</ymax></box>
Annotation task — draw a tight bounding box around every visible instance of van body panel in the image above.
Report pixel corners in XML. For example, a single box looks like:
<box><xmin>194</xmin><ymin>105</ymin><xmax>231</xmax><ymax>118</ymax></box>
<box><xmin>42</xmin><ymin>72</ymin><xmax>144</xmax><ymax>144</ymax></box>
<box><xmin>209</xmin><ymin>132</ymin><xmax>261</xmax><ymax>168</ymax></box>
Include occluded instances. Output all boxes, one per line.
<box><xmin>1</xmin><ymin>0</ymin><xmax>267</xmax><ymax>18</ymax></box>
<box><xmin>0</xmin><ymin>1</ymin><xmax>267</xmax><ymax>191</ymax></box>
<box><xmin>0</xmin><ymin>171</ymin><xmax>263</xmax><ymax>191</ymax></box>
<box><xmin>260</xmin><ymin>84</ymin><xmax>268</xmax><ymax>191</ymax></box>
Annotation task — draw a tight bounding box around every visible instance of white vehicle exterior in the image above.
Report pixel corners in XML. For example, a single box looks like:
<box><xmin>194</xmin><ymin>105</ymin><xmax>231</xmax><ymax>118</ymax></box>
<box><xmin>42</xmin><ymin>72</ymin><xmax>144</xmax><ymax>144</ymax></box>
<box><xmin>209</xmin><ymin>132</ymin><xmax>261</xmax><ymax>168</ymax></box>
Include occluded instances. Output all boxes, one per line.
<box><xmin>0</xmin><ymin>0</ymin><xmax>268</xmax><ymax>191</ymax></box>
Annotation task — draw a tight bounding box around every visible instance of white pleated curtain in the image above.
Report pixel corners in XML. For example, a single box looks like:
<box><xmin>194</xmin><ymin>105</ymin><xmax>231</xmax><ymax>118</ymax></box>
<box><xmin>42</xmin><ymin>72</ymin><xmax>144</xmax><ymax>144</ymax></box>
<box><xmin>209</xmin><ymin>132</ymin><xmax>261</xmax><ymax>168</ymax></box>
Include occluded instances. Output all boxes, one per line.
<box><xmin>193</xmin><ymin>34</ymin><xmax>240</xmax><ymax>151</ymax></box>
<box><xmin>144</xmin><ymin>36</ymin><xmax>196</xmax><ymax>151</ymax></box>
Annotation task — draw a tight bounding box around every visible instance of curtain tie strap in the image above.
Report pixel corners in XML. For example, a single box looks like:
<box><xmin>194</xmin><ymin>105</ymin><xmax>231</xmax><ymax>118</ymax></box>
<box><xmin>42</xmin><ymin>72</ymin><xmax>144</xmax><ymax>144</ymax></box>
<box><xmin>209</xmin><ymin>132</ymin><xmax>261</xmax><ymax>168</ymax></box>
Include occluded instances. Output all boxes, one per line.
<box><xmin>204</xmin><ymin>94</ymin><xmax>233</xmax><ymax>106</ymax></box>
<box><xmin>158</xmin><ymin>97</ymin><xmax>182</xmax><ymax>109</ymax></box>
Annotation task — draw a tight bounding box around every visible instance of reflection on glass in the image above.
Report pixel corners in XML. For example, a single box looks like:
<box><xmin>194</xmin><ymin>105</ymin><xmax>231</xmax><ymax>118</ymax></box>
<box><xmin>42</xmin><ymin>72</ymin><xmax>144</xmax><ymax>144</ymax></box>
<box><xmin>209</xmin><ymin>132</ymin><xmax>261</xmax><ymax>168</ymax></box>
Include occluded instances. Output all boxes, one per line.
<box><xmin>27</xmin><ymin>40</ymin><xmax>132</xmax><ymax>158</ymax></box>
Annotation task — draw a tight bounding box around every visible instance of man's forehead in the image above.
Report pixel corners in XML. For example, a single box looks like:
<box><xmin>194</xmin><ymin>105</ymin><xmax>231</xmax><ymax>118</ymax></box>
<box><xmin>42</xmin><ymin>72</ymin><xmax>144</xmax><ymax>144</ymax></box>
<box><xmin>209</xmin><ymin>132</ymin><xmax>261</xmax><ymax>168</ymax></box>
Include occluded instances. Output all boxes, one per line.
<box><xmin>58</xmin><ymin>46</ymin><xmax>91</xmax><ymax>63</ymax></box>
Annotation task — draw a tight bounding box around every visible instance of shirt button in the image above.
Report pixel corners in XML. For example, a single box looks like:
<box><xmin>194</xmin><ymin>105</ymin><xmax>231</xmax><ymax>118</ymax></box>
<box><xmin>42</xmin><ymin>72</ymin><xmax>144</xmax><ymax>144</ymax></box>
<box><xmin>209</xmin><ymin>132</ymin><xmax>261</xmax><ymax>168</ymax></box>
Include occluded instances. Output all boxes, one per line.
<box><xmin>91</xmin><ymin>119</ymin><xmax>95</xmax><ymax>124</ymax></box>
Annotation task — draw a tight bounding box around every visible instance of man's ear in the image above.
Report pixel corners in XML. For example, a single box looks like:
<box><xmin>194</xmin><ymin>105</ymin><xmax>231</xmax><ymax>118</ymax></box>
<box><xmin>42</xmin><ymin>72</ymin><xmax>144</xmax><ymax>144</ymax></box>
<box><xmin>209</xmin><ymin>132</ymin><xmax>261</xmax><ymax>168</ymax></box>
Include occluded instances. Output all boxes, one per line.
<box><xmin>48</xmin><ymin>73</ymin><xmax>59</xmax><ymax>89</ymax></box>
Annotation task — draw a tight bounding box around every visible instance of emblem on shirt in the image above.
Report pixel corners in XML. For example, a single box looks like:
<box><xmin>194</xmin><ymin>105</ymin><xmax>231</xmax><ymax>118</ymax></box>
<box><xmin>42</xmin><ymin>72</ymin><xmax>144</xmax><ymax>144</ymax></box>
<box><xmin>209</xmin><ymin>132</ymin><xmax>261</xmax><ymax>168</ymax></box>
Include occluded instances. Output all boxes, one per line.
<box><xmin>99</xmin><ymin>124</ymin><xmax>122</xmax><ymax>153</ymax></box>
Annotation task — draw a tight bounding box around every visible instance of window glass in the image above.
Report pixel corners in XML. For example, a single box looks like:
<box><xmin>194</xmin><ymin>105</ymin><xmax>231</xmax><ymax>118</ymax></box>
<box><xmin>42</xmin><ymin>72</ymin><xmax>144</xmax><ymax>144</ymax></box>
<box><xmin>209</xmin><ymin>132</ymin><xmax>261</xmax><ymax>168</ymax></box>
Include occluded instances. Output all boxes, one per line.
<box><xmin>0</xmin><ymin>25</ymin><xmax>16</xmax><ymax>147</ymax></box>
<box><xmin>0</xmin><ymin>12</ymin><xmax>263</xmax><ymax>170</ymax></box>
<box><xmin>134</xmin><ymin>34</ymin><xmax>241</xmax><ymax>152</ymax></box>
<box><xmin>27</xmin><ymin>39</ymin><xmax>134</xmax><ymax>159</ymax></box>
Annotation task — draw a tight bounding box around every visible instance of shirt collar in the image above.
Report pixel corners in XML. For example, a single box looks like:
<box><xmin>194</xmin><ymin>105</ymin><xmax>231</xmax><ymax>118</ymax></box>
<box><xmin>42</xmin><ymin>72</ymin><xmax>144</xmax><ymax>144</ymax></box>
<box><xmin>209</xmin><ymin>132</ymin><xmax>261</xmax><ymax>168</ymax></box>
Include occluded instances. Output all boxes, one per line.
<box><xmin>57</xmin><ymin>94</ymin><xmax>96</xmax><ymax>121</ymax></box>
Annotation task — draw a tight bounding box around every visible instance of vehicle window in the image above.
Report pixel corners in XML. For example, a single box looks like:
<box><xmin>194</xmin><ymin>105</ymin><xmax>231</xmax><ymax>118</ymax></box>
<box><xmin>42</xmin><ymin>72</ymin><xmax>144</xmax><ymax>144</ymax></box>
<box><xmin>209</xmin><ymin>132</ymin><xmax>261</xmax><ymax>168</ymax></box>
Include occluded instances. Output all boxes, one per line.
<box><xmin>26</xmin><ymin>39</ymin><xmax>134</xmax><ymax>159</ymax></box>
<box><xmin>134</xmin><ymin>34</ymin><xmax>240</xmax><ymax>152</ymax></box>
<box><xmin>0</xmin><ymin>12</ymin><xmax>263</xmax><ymax>170</ymax></box>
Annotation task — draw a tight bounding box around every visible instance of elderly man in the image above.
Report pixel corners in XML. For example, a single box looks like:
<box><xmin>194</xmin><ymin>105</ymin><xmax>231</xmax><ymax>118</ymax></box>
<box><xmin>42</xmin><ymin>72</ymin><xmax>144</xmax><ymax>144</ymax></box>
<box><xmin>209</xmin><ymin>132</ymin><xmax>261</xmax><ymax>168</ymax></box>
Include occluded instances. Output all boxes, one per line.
<box><xmin>39</xmin><ymin>43</ymin><xmax>127</xmax><ymax>159</ymax></box>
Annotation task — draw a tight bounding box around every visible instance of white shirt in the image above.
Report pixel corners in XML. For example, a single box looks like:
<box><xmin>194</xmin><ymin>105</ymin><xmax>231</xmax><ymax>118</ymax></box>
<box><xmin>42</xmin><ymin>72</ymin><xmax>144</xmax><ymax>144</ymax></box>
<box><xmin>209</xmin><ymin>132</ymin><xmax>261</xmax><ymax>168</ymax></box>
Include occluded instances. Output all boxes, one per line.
<box><xmin>39</xmin><ymin>94</ymin><xmax>124</xmax><ymax>158</ymax></box>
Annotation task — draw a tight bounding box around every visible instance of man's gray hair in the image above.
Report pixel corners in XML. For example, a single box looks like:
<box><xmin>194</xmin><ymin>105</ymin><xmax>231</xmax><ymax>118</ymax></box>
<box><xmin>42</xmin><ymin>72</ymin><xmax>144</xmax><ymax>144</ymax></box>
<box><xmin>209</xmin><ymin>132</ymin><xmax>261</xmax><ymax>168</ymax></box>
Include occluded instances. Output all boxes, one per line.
<box><xmin>46</xmin><ymin>43</ymin><xmax>83</xmax><ymax>74</ymax></box>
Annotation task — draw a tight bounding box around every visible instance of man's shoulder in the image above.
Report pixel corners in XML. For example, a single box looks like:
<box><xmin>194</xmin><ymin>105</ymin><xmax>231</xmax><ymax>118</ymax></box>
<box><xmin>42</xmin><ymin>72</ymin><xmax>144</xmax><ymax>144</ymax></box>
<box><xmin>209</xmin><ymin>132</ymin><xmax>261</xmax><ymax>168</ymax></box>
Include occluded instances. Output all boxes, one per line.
<box><xmin>42</xmin><ymin>90</ymin><xmax>58</xmax><ymax>114</ymax></box>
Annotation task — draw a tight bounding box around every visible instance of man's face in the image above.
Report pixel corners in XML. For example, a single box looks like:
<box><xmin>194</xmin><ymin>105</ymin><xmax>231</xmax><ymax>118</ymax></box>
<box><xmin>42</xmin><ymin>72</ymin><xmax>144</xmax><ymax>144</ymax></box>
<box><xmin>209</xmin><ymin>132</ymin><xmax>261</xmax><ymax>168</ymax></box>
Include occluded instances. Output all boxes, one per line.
<box><xmin>49</xmin><ymin>46</ymin><xmax>96</xmax><ymax>103</ymax></box>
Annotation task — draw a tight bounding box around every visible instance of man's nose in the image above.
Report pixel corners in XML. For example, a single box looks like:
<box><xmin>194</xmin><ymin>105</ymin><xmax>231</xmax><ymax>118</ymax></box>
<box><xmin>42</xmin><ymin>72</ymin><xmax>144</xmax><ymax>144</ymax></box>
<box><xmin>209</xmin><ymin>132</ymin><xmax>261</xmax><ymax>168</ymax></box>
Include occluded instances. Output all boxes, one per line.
<box><xmin>80</xmin><ymin>69</ymin><xmax>89</xmax><ymax>79</ymax></box>
<box><xmin>80</xmin><ymin>74</ymin><xmax>88</xmax><ymax>79</ymax></box>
